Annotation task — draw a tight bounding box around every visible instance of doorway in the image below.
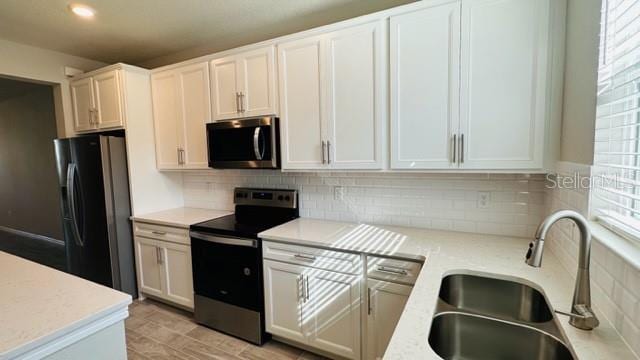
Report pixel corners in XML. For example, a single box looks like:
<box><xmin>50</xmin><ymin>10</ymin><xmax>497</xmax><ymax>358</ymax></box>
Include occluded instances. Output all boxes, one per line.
<box><xmin>0</xmin><ymin>76</ymin><xmax>65</xmax><ymax>270</ymax></box>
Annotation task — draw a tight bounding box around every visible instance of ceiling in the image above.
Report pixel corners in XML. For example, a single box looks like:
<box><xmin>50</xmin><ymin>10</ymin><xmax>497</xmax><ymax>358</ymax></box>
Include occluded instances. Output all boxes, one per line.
<box><xmin>0</xmin><ymin>0</ymin><xmax>413</xmax><ymax>69</ymax></box>
<box><xmin>0</xmin><ymin>77</ymin><xmax>50</xmax><ymax>102</ymax></box>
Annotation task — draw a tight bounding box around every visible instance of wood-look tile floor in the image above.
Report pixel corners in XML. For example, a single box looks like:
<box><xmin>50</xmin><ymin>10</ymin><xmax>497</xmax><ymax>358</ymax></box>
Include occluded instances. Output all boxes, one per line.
<box><xmin>126</xmin><ymin>299</ymin><xmax>329</xmax><ymax>360</ymax></box>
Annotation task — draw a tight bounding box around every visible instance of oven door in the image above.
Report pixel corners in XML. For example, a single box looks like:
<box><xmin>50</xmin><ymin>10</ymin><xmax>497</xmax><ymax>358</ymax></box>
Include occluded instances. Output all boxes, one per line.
<box><xmin>190</xmin><ymin>232</ymin><xmax>264</xmax><ymax>312</ymax></box>
<box><xmin>207</xmin><ymin>117</ymin><xmax>279</xmax><ymax>169</ymax></box>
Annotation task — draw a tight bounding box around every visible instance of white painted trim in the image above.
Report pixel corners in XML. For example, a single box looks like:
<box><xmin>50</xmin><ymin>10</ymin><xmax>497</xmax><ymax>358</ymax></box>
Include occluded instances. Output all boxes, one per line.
<box><xmin>590</xmin><ymin>222</ymin><xmax>640</xmax><ymax>271</ymax></box>
<box><xmin>0</xmin><ymin>225</ymin><xmax>64</xmax><ymax>247</ymax></box>
<box><xmin>2</xmin><ymin>305</ymin><xmax>130</xmax><ymax>360</ymax></box>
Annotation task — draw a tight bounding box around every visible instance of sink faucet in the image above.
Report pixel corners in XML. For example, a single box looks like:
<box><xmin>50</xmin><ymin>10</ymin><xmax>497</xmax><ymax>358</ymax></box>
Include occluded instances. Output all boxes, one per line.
<box><xmin>525</xmin><ymin>210</ymin><xmax>600</xmax><ymax>330</ymax></box>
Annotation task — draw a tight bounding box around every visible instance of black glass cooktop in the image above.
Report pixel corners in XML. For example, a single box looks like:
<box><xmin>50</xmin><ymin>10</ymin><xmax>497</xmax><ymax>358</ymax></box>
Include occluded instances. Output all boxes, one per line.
<box><xmin>190</xmin><ymin>206</ymin><xmax>298</xmax><ymax>239</ymax></box>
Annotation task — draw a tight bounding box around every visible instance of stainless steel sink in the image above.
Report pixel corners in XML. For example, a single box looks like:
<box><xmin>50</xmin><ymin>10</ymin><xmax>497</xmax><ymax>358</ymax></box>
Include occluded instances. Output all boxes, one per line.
<box><xmin>428</xmin><ymin>312</ymin><xmax>574</xmax><ymax>360</ymax></box>
<box><xmin>429</xmin><ymin>273</ymin><xmax>576</xmax><ymax>360</ymax></box>
<box><xmin>438</xmin><ymin>273</ymin><xmax>553</xmax><ymax>322</ymax></box>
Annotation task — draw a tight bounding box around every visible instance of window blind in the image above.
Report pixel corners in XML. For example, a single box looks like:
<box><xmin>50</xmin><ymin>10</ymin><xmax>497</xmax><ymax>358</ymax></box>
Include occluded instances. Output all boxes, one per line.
<box><xmin>592</xmin><ymin>0</ymin><xmax>640</xmax><ymax>239</ymax></box>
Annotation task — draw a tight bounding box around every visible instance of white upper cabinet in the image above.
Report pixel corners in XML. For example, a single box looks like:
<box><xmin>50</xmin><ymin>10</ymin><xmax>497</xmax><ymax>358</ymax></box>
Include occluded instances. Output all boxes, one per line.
<box><xmin>459</xmin><ymin>0</ymin><xmax>550</xmax><ymax>169</ymax></box>
<box><xmin>151</xmin><ymin>71</ymin><xmax>181</xmax><ymax>169</ymax></box>
<box><xmin>177</xmin><ymin>63</ymin><xmax>211</xmax><ymax>169</ymax></box>
<box><xmin>390</xmin><ymin>2</ymin><xmax>460</xmax><ymax>169</ymax></box>
<box><xmin>70</xmin><ymin>69</ymin><xmax>125</xmax><ymax>132</ymax></box>
<box><xmin>278</xmin><ymin>21</ymin><xmax>385</xmax><ymax>170</ymax></box>
<box><xmin>151</xmin><ymin>62</ymin><xmax>211</xmax><ymax>170</ymax></box>
<box><xmin>92</xmin><ymin>70</ymin><xmax>125</xmax><ymax>129</ymax></box>
<box><xmin>210</xmin><ymin>57</ymin><xmax>240</xmax><ymax>120</ymax></box>
<box><xmin>390</xmin><ymin>0</ymin><xmax>560</xmax><ymax>171</ymax></box>
<box><xmin>70</xmin><ymin>77</ymin><xmax>95</xmax><ymax>132</ymax></box>
<box><xmin>326</xmin><ymin>22</ymin><xmax>385</xmax><ymax>169</ymax></box>
<box><xmin>210</xmin><ymin>45</ymin><xmax>277</xmax><ymax>121</ymax></box>
<box><xmin>278</xmin><ymin>36</ymin><xmax>326</xmax><ymax>169</ymax></box>
<box><xmin>238</xmin><ymin>47</ymin><xmax>278</xmax><ymax>117</ymax></box>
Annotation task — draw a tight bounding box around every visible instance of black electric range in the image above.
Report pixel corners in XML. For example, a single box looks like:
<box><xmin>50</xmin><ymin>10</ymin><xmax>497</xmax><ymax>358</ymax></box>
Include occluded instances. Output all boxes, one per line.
<box><xmin>189</xmin><ymin>188</ymin><xmax>298</xmax><ymax>345</ymax></box>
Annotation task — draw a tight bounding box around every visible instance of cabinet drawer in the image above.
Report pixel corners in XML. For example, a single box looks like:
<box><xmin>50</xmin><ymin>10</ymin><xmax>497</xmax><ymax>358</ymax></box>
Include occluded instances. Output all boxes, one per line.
<box><xmin>263</xmin><ymin>241</ymin><xmax>361</xmax><ymax>275</ymax></box>
<box><xmin>134</xmin><ymin>222</ymin><xmax>190</xmax><ymax>245</ymax></box>
<box><xmin>366</xmin><ymin>256</ymin><xmax>422</xmax><ymax>285</ymax></box>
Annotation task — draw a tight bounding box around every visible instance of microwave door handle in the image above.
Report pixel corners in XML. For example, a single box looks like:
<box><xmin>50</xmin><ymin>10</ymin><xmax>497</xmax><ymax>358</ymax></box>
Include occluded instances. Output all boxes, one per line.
<box><xmin>253</xmin><ymin>127</ymin><xmax>264</xmax><ymax>160</ymax></box>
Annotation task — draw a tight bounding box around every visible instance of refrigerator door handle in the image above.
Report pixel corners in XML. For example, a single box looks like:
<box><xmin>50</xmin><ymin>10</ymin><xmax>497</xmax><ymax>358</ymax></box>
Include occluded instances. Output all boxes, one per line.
<box><xmin>67</xmin><ymin>163</ymin><xmax>84</xmax><ymax>247</ymax></box>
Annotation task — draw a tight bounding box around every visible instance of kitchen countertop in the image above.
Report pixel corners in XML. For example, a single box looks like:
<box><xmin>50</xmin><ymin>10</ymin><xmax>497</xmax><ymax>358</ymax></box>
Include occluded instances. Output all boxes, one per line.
<box><xmin>131</xmin><ymin>207</ymin><xmax>232</xmax><ymax>228</ymax></box>
<box><xmin>0</xmin><ymin>251</ymin><xmax>131</xmax><ymax>358</ymax></box>
<box><xmin>259</xmin><ymin>218</ymin><xmax>638</xmax><ymax>359</ymax></box>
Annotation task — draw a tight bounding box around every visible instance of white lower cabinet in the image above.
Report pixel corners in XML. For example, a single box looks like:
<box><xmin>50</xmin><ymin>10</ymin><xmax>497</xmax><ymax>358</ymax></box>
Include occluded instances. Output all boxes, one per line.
<box><xmin>365</xmin><ymin>279</ymin><xmax>412</xmax><ymax>360</ymax></box>
<box><xmin>133</xmin><ymin>226</ymin><xmax>194</xmax><ymax>310</ymax></box>
<box><xmin>263</xmin><ymin>259</ymin><xmax>361</xmax><ymax>359</ymax></box>
<box><xmin>263</xmin><ymin>242</ymin><xmax>419</xmax><ymax>360</ymax></box>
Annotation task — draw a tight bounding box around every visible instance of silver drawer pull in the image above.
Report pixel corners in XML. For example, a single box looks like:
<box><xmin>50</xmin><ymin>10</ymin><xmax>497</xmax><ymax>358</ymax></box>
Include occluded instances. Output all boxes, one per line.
<box><xmin>151</xmin><ymin>231</ymin><xmax>167</xmax><ymax>235</ymax></box>
<box><xmin>376</xmin><ymin>266</ymin><xmax>408</xmax><ymax>276</ymax></box>
<box><xmin>294</xmin><ymin>254</ymin><xmax>317</xmax><ymax>262</ymax></box>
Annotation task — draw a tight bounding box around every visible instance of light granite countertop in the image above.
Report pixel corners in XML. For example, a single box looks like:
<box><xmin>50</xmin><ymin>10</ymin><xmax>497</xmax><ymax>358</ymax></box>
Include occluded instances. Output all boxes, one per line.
<box><xmin>0</xmin><ymin>251</ymin><xmax>131</xmax><ymax>359</ymax></box>
<box><xmin>259</xmin><ymin>218</ymin><xmax>638</xmax><ymax>360</ymax></box>
<box><xmin>131</xmin><ymin>207</ymin><xmax>232</xmax><ymax>228</ymax></box>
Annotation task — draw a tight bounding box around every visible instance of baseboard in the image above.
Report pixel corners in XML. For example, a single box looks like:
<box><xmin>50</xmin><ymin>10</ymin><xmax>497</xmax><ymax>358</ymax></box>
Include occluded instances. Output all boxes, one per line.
<box><xmin>0</xmin><ymin>225</ymin><xmax>64</xmax><ymax>246</ymax></box>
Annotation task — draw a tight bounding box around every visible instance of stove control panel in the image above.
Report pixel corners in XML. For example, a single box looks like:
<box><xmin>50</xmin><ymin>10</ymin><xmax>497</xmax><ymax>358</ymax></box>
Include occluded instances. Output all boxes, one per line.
<box><xmin>234</xmin><ymin>188</ymin><xmax>297</xmax><ymax>208</ymax></box>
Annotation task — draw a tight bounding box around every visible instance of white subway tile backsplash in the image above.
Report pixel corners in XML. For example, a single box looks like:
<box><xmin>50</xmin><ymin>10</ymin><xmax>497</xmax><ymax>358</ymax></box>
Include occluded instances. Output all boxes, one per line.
<box><xmin>182</xmin><ymin>170</ymin><xmax>546</xmax><ymax>238</ymax></box>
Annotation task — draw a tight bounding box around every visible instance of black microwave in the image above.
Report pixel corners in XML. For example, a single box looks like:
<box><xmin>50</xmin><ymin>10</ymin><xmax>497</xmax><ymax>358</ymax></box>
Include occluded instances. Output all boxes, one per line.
<box><xmin>206</xmin><ymin>116</ymin><xmax>280</xmax><ymax>169</ymax></box>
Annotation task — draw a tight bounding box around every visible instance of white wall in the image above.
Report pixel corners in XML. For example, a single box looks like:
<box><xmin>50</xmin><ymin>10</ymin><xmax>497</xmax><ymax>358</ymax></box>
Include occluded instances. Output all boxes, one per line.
<box><xmin>0</xmin><ymin>38</ymin><xmax>106</xmax><ymax>138</ymax></box>
<box><xmin>559</xmin><ymin>0</ymin><xmax>601</xmax><ymax>165</ymax></box>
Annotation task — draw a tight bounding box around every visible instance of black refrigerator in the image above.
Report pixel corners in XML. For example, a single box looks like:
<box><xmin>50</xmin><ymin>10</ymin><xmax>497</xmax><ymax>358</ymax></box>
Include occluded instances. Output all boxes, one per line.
<box><xmin>54</xmin><ymin>134</ymin><xmax>137</xmax><ymax>297</ymax></box>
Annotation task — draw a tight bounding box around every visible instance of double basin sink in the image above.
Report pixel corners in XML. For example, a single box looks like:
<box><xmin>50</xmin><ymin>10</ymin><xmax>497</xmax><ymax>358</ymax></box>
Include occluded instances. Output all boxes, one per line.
<box><xmin>428</xmin><ymin>273</ymin><xmax>575</xmax><ymax>360</ymax></box>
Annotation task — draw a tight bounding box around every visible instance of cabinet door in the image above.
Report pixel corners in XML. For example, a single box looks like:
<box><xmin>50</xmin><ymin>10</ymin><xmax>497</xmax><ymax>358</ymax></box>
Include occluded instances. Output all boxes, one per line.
<box><xmin>278</xmin><ymin>36</ymin><xmax>326</xmax><ymax>169</ymax></box>
<box><xmin>177</xmin><ymin>63</ymin><xmax>210</xmax><ymax>169</ymax></box>
<box><xmin>306</xmin><ymin>269</ymin><xmax>360</xmax><ymax>360</ymax></box>
<box><xmin>160</xmin><ymin>242</ymin><xmax>194</xmax><ymax>309</ymax></box>
<box><xmin>238</xmin><ymin>46</ymin><xmax>277</xmax><ymax>117</ymax></box>
<box><xmin>210</xmin><ymin>56</ymin><xmax>241</xmax><ymax>120</ymax></box>
<box><xmin>459</xmin><ymin>0</ymin><xmax>548</xmax><ymax>169</ymax></box>
<box><xmin>70</xmin><ymin>77</ymin><xmax>95</xmax><ymax>132</ymax></box>
<box><xmin>93</xmin><ymin>70</ymin><xmax>125</xmax><ymax>129</ymax></box>
<box><xmin>134</xmin><ymin>237</ymin><xmax>164</xmax><ymax>298</ymax></box>
<box><xmin>390</xmin><ymin>2</ymin><xmax>461</xmax><ymax>169</ymax></box>
<box><xmin>366</xmin><ymin>279</ymin><xmax>412</xmax><ymax>360</ymax></box>
<box><xmin>263</xmin><ymin>260</ymin><xmax>307</xmax><ymax>343</ymax></box>
<box><xmin>325</xmin><ymin>21</ymin><xmax>385</xmax><ymax>169</ymax></box>
<box><xmin>151</xmin><ymin>70</ymin><xmax>181</xmax><ymax>169</ymax></box>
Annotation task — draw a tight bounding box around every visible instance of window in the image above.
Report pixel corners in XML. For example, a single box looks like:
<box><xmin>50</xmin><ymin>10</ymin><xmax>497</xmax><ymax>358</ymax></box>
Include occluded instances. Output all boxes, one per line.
<box><xmin>592</xmin><ymin>0</ymin><xmax>640</xmax><ymax>240</ymax></box>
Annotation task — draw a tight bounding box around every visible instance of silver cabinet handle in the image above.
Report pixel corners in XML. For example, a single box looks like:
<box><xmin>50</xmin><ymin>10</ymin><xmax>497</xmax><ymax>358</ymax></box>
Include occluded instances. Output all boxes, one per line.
<box><xmin>294</xmin><ymin>254</ymin><xmax>317</xmax><ymax>262</ymax></box>
<box><xmin>327</xmin><ymin>140</ymin><xmax>331</xmax><ymax>164</ymax></box>
<box><xmin>321</xmin><ymin>141</ymin><xmax>326</xmax><ymax>164</ymax></box>
<box><xmin>239</xmin><ymin>92</ymin><xmax>245</xmax><ymax>112</ymax></box>
<box><xmin>156</xmin><ymin>247</ymin><xmax>163</xmax><ymax>264</ymax></box>
<box><xmin>376</xmin><ymin>265</ymin><xmax>408</xmax><ymax>276</ymax></box>
<box><xmin>305</xmin><ymin>275</ymin><xmax>310</xmax><ymax>301</ymax></box>
<box><xmin>235</xmin><ymin>92</ymin><xmax>240</xmax><ymax>113</ymax></box>
<box><xmin>177</xmin><ymin>148</ymin><xmax>185</xmax><ymax>165</ymax></box>
<box><xmin>253</xmin><ymin>127</ymin><xmax>263</xmax><ymax>160</ymax></box>
<box><xmin>452</xmin><ymin>134</ymin><xmax>457</xmax><ymax>164</ymax></box>
<box><xmin>177</xmin><ymin>148</ymin><xmax>181</xmax><ymax>165</ymax></box>
<box><xmin>296</xmin><ymin>275</ymin><xmax>302</xmax><ymax>301</ymax></box>
<box><xmin>459</xmin><ymin>133</ymin><xmax>464</xmax><ymax>164</ymax></box>
<box><xmin>151</xmin><ymin>230</ymin><xmax>166</xmax><ymax>235</ymax></box>
<box><xmin>367</xmin><ymin>287</ymin><xmax>372</xmax><ymax>315</ymax></box>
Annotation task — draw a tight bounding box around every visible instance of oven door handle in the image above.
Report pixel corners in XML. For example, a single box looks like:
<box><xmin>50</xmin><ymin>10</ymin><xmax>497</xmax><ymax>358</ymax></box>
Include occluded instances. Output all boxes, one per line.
<box><xmin>190</xmin><ymin>231</ymin><xmax>258</xmax><ymax>248</ymax></box>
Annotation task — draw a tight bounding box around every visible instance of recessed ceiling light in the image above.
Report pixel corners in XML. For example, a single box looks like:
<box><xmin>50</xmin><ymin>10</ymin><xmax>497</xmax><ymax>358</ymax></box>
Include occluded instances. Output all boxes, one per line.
<box><xmin>69</xmin><ymin>4</ymin><xmax>95</xmax><ymax>18</ymax></box>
